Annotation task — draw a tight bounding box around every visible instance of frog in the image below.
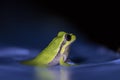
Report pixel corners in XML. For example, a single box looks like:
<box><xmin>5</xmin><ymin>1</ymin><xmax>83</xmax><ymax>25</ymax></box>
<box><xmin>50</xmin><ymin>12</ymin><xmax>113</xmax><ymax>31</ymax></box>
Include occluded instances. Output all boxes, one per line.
<box><xmin>21</xmin><ymin>31</ymin><xmax>76</xmax><ymax>67</ymax></box>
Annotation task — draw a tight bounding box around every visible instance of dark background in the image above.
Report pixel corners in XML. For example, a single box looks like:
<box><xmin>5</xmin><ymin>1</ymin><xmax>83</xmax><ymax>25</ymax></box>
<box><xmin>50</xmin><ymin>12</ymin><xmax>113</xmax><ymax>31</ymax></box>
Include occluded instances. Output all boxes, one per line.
<box><xmin>0</xmin><ymin>0</ymin><xmax>119</xmax><ymax>51</ymax></box>
<box><xmin>1</xmin><ymin>1</ymin><xmax>120</xmax><ymax>80</ymax></box>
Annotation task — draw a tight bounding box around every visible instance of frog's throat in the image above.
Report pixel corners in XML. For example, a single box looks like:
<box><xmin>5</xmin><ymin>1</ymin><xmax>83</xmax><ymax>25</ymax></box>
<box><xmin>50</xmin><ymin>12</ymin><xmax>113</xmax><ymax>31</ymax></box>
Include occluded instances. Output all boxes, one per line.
<box><xmin>48</xmin><ymin>39</ymin><xmax>68</xmax><ymax>66</ymax></box>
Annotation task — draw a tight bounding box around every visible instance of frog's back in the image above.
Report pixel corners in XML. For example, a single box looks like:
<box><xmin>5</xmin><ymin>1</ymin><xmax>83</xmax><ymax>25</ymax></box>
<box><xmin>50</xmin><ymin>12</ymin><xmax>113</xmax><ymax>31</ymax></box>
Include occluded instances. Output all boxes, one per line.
<box><xmin>21</xmin><ymin>33</ymin><xmax>65</xmax><ymax>66</ymax></box>
<box><xmin>34</xmin><ymin>37</ymin><xmax>64</xmax><ymax>63</ymax></box>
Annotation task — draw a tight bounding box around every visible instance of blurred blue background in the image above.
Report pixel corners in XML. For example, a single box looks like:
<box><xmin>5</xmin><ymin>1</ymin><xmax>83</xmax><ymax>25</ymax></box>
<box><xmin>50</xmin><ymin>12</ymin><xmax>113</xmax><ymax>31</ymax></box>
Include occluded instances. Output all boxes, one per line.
<box><xmin>0</xmin><ymin>0</ymin><xmax>120</xmax><ymax>80</ymax></box>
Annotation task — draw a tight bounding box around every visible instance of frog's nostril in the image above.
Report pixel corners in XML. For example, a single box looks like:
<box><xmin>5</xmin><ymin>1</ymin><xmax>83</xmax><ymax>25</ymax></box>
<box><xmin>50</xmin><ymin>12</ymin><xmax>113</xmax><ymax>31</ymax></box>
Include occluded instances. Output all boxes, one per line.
<box><xmin>65</xmin><ymin>34</ymin><xmax>71</xmax><ymax>41</ymax></box>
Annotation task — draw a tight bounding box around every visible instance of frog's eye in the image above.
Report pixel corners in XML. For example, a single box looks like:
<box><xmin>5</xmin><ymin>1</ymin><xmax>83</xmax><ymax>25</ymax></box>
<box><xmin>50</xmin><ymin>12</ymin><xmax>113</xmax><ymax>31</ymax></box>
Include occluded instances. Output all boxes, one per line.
<box><xmin>65</xmin><ymin>34</ymin><xmax>71</xmax><ymax>41</ymax></box>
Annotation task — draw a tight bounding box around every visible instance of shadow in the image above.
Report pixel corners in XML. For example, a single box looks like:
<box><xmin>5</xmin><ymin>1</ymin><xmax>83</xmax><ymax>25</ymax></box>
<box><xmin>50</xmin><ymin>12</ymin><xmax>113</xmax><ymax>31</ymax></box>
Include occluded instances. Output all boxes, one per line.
<box><xmin>70</xmin><ymin>56</ymin><xmax>87</xmax><ymax>64</ymax></box>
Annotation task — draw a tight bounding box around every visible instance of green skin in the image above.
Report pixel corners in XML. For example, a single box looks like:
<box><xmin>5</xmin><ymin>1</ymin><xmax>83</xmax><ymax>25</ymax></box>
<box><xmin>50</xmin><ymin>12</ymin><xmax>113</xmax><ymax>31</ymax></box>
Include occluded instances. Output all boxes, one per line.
<box><xmin>21</xmin><ymin>31</ymin><xmax>76</xmax><ymax>67</ymax></box>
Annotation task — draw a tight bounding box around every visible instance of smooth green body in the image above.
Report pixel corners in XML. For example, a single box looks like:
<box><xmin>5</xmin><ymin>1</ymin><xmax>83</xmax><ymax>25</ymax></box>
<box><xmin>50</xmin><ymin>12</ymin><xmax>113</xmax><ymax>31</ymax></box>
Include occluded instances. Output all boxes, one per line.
<box><xmin>21</xmin><ymin>31</ymin><xmax>76</xmax><ymax>67</ymax></box>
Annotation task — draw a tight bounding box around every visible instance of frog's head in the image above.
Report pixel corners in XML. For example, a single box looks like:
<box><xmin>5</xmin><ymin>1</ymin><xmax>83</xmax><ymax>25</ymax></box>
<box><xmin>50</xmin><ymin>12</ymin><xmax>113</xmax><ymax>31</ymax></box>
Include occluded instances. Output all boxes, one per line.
<box><xmin>57</xmin><ymin>31</ymin><xmax>76</xmax><ymax>57</ymax></box>
<box><xmin>57</xmin><ymin>31</ymin><xmax>76</xmax><ymax>45</ymax></box>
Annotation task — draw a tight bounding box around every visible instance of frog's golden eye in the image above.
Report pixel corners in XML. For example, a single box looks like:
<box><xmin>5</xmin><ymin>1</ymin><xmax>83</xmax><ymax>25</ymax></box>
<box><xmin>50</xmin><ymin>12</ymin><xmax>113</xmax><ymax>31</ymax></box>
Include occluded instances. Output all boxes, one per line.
<box><xmin>65</xmin><ymin>34</ymin><xmax>71</xmax><ymax>41</ymax></box>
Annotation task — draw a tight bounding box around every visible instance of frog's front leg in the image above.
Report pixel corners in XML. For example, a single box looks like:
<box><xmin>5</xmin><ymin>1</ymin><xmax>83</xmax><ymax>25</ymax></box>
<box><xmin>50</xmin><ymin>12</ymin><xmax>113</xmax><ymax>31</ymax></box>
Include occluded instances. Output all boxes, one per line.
<box><xmin>59</xmin><ymin>55</ymin><xmax>77</xmax><ymax>66</ymax></box>
<box><xmin>59</xmin><ymin>56</ymin><xmax>71</xmax><ymax>66</ymax></box>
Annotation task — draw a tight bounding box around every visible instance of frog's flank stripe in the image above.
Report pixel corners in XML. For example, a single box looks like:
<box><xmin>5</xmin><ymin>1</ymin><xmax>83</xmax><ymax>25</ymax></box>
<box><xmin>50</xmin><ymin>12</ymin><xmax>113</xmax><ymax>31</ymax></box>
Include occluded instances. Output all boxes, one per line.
<box><xmin>48</xmin><ymin>36</ymin><xmax>67</xmax><ymax>66</ymax></box>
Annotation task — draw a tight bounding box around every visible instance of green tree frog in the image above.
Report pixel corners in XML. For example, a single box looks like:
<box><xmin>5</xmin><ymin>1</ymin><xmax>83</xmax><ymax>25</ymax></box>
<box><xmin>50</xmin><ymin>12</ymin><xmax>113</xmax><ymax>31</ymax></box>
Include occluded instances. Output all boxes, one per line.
<box><xmin>21</xmin><ymin>31</ymin><xmax>76</xmax><ymax>67</ymax></box>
